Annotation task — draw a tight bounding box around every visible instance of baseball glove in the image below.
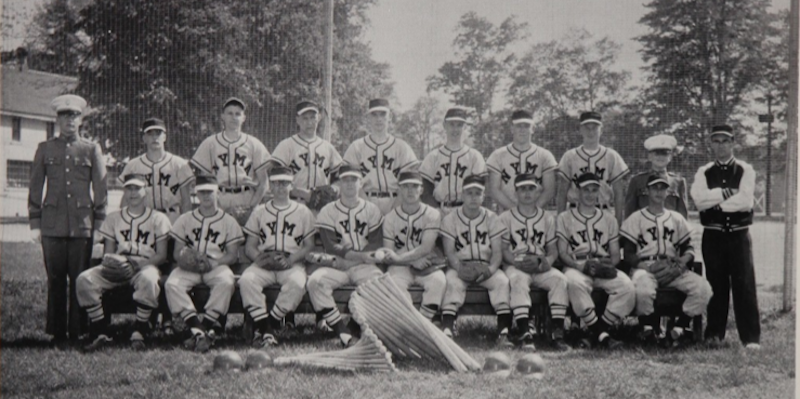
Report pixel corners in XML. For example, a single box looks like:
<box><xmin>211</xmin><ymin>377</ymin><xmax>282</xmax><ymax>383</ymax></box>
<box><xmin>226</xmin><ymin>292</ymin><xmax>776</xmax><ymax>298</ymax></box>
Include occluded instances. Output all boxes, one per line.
<box><xmin>177</xmin><ymin>246</ymin><xmax>212</xmax><ymax>274</ymax></box>
<box><xmin>584</xmin><ymin>258</ymin><xmax>617</xmax><ymax>279</ymax></box>
<box><xmin>514</xmin><ymin>254</ymin><xmax>551</xmax><ymax>274</ymax></box>
<box><xmin>458</xmin><ymin>260</ymin><xmax>492</xmax><ymax>283</ymax></box>
<box><xmin>307</xmin><ymin>185</ymin><xmax>339</xmax><ymax>212</ymax></box>
<box><xmin>411</xmin><ymin>253</ymin><xmax>447</xmax><ymax>276</ymax></box>
<box><xmin>253</xmin><ymin>251</ymin><xmax>291</xmax><ymax>271</ymax></box>
<box><xmin>99</xmin><ymin>254</ymin><xmax>135</xmax><ymax>282</ymax></box>
<box><xmin>649</xmin><ymin>258</ymin><xmax>684</xmax><ymax>286</ymax></box>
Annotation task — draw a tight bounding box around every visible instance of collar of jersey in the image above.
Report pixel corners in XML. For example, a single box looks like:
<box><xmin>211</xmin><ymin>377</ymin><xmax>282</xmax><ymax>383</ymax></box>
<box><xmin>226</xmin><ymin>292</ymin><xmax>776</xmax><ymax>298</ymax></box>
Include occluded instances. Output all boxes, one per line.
<box><xmin>570</xmin><ymin>207</ymin><xmax>601</xmax><ymax>223</ymax></box>
<box><xmin>335</xmin><ymin>198</ymin><xmax>366</xmax><ymax>213</ymax></box>
<box><xmin>141</xmin><ymin>152</ymin><xmax>172</xmax><ymax>167</ymax></box>
<box><xmin>578</xmin><ymin>145</ymin><xmax>606</xmax><ymax>158</ymax></box>
<box><xmin>511</xmin><ymin>206</ymin><xmax>542</xmax><ymax>222</ymax></box>
<box><xmin>396</xmin><ymin>203</ymin><xmax>426</xmax><ymax>219</ymax></box>
<box><xmin>508</xmin><ymin>142</ymin><xmax>537</xmax><ymax>157</ymax></box>
<box><xmin>122</xmin><ymin>206</ymin><xmax>152</xmax><ymax>223</ymax></box>
<box><xmin>293</xmin><ymin>134</ymin><xmax>319</xmax><ymax>145</ymax></box>
<box><xmin>457</xmin><ymin>206</ymin><xmax>486</xmax><ymax>224</ymax></box>
<box><xmin>641</xmin><ymin>208</ymin><xmax>671</xmax><ymax>222</ymax></box>
<box><xmin>193</xmin><ymin>208</ymin><xmax>225</xmax><ymax>222</ymax></box>
<box><xmin>439</xmin><ymin>145</ymin><xmax>469</xmax><ymax>156</ymax></box>
<box><xmin>365</xmin><ymin>134</ymin><xmax>395</xmax><ymax>149</ymax></box>
<box><xmin>217</xmin><ymin>131</ymin><xmax>248</xmax><ymax>146</ymax></box>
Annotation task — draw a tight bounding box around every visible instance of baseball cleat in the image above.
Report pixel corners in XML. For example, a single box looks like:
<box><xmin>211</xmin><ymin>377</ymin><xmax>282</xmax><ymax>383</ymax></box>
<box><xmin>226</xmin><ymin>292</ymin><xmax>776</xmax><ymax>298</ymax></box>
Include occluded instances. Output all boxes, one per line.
<box><xmin>745</xmin><ymin>343</ymin><xmax>761</xmax><ymax>350</ymax></box>
<box><xmin>669</xmin><ymin>327</ymin><xmax>694</xmax><ymax>348</ymax></box>
<box><xmin>638</xmin><ymin>327</ymin><xmax>659</xmax><ymax>347</ymax></box>
<box><xmin>316</xmin><ymin>319</ymin><xmax>333</xmax><ymax>333</ymax></box>
<box><xmin>84</xmin><ymin>334</ymin><xmax>113</xmax><ymax>352</ymax></box>
<box><xmin>515</xmin><ymin>330</ymin><xmax>537</xmax><ymax>351</ymax></box>
<box><xmin>252</xmin><ymin>332</ymin><xmax>278</xmax><ymax>348</ymax></box>
<box><xmin>195</xmin><ymin>333</ymin><xmax>212</xmax><ymax>353</ymax></box>
<box><xmin>597</xmin><ymin>333</ymin><xmax>623</xmax><ymax>350</ymax></box>
<box><xmin>496</xmin><ymin>332</ymin><xmax>514</xmax><ymax>349</ymax></box>
<box><xmin>130</xmin><ymin>331</ymin><xmax>146</xmax><ymax>351</ymax></box>
<box><xmin>443</xmin><ymin>328</ymin><xmax>454</xmax><ymax>339</ymax></box>
<box><xmin>551</xmin><ymin>328</ymin><xmax>571</xmax><ymax>352</ymax></box>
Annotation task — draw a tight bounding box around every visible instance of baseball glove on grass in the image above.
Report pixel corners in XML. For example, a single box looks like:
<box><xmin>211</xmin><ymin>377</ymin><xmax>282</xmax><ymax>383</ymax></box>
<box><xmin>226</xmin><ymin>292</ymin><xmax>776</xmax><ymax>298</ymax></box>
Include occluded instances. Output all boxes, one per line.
<box><xmin>649</xmin><ymin>258</ymin><xmax>685</xmax><ymax>286</ymax></box>
<box><xmin>253</xmin><ymin>251</ymin><xmax>291</xmax><ymax>271</ymax></box>
<box><xmin>177</xmin><ymin>246</ymin><xmax>212</xmax><ymax>274</ymax></box>
<box><xmin>100</xmin><ymin>254</ymin><xmax>135</xmax><ymax>282</ymax></box>
<box><xmin>514</xmin><ymin>254</ymin><xmax>551</xmax><ymax>274</ymax></box>
<box><xmin>583</xmin><ymin>258</ymin><xmax>617</xmax><ymax>279</ymax></box>
<box><xmin>458</xmin><ymin>260</ymin><xmax>492</xmax><ymax>283</ymax></box>
<box><xmin>307</xmin><ymin>185</ymin><xmax>339</xmax><ymax>212</ymax></box>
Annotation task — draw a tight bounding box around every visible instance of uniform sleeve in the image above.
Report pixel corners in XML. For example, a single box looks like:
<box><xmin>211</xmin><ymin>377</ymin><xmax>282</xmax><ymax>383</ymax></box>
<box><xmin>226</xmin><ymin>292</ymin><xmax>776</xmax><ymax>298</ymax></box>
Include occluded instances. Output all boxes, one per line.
<box><xmin>315</xmin><ymin>204</ymin><xmax>336</xmax><ymax>232</ymax></box>
<box><xmin>98</xmin><ymin>214</ymin><xmax>116</xmax><ymax>241</ymax></box>
<box><xmin>343</xmin><ymin>141</ymin><xmax>360</xmax><ymax>166</ymax></box>
<box><xmin>485</xmin><ymin>149</ymin><xmax>502</xmax><ymax>174</ymax></box>
<box><xmin>225</xmin><ymin>216</ymin><xmax>245</xmax><ymax>245</ymax></box>
<box><xmin>624</xmin><ymin>176</ymin><xmax>639</xmax><ymax>219</ymax></box>
<box><xmin>271</xmin><ymin>139</ymin><xmax>291</xmax><ymax>167</ymax></box>
<box><xmin>397</xmin><ymin>140</ymin><xmax>420</xmax><ymax>172</ymax></box>
<box><xmin>155</xmin><ymin>213</ymin><xmax>172</xmax><ymax>242</ymax></box>
<box><xmin>619</xmin><ymin>213</ymin><xmax>638</xmax><ymax>243</ymax></box>
<box><xmin>673</xmin><ymin>214</ymin><xmax>692</xmax><ymax>246</ymax></box>
<box><xmin>498</xmin><ymin>212</ymin><xmax>512</xmax><ymax>243</ymax></box>
<box><xmin>690</xmin><ymin>164</ymin><xmax>724</xmax><ymax>211</ymax></box>
<box><xmin>301</xmin><ymin>206</ymin><xmax>317</xmax><ymax>242</ymax></box>
<box><xmin>327</xmin><ymin>142</ymin><xmax>343</xmax><ymax>172</ymax></box>
<box><xmin>721</xmin><ymin>162</ymin><xmax>756</xmax><ymax>212</ymax></box>
<box><xmin>91</xmin><ymin>143</ymin><xmax>109</xmax><ymax>224</ymax></box>
<box><xmin>556</xmin><ymin>151</ymin><xmax>573</xmax><ymax>181</ymax></box>
<box><xmin>243</xmin><ymin>207</ymin><xmax>262</xmax><ymax>237</ymax></box>
<box><xmin>382</xmin><ymin>211</ymin><xmax>396</xmax><ymax>241</ymax></box>
<box><xmin>607</xmin><ymin>149</ymin><xmax>630</xmax><ymax>184</ymax></box>
<box><xmin>472</xmin><ymin>149</ymin><xmax>487</xmax><ymax>176</ymax></box>
<box><xmin>488</xmin><ymin>213</ymin><xmax>506</xmax><ymax>240</ymax></box>
<box><xmin>177</xmin><ymin>158</ymin><xmax>195</xmax><ymax>187</ymax></box>
<box><xmin>191</xmin><ymin>138</ymin><xmax>215</xmax><ymax>175</ymax></box>
<box><xmin>170</xmin><ymin>215</ymin><xmax>188</xmax><ymax>244</ymax></box>
<box><xmin>540</xmin><ymin>150</ymin><xmax>558</xmax><ymax>174</ymax></box>
<box><xmin>676</xmin><ymin>176</ymin><xmax>689</xmax><ymax>218</ymax></box>
<box><xmin>439</xmin><ymin>213</ymin><xmax>455</xmax><ymax>241</ymax></box>
<box><xmin>369</xmin><ymin>206</ymin><xmax>384</xmax><ymax>233</ymax></box>
<box><xmin>28</xmin><ymin>143</ymin><xmax>46</xmax><ymax>228</ymax></box>
<box><xmin>544</xmin><ymin>212</ymin><xmax>557</xmax><ymax>245</ymax></box>
<box><xmin>555</xmin><ymin>212</ymin><xmax>569</xmax><ymax>241</ymax></box>
<box><xmin>419</xmin><ymin>152</ymin><xmax>438</xmax><ymax>182</ymax></box>
<box><xmin>252</xmin><ymin>139</ymin><xmax>273</xmax><ymax>173</ymax></box>
<box><xmin>425</xmin><ymin>208</ymin><xmax>442</xmax><ymax>231</ymax></box>
<box><xmin>606</xmin><ymin>215</ymin><xmax>620</xmax><ymax>242</ymax></box>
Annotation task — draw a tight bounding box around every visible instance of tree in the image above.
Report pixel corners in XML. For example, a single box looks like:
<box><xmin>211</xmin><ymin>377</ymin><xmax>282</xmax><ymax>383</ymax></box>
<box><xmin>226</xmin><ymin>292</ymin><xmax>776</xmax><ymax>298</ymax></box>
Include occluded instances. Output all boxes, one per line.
<box><xmin>508</xmin><ymin>29</ymin><xmax>631</xmax><ymax>122</ymax></box>
<box><xmin>23</xmin><ymin>0</ymin><xmax>84</xmax><ymax>74</ymax></box>
<box><xmin>394</xmin><ymin>96</ymin><xmax>444</xmax><ymax>156</ymax></box>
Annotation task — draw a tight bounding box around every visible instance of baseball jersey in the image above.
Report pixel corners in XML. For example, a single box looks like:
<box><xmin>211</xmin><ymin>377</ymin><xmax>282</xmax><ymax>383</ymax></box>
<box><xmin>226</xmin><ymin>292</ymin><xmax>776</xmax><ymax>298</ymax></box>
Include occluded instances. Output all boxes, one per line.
<box><xmin>119</xmin><ymin>152</ymin><xmax>194</xmax><ymax>211</ymax></box>
<box><xmin>439</xmin><ymin>207</ymin><xmax>506</xmax><ymax>262</ymax></box>
<box><xmin>243</xmin><ymin>200</ymin><xmax>316</xmax><ymax>253</ymax></box>
<box><xmin>557</xmin><ymin>145</ymin><xmax>630</xmax><ymax>206</ymax></box>
<box><xmin>170</xmin><ymin>209</ymin><xmax>244</xmax><ymax>259</ymax></box>
<box><xmin>99</xmin><ymin>207</ymin><xmax>172</xmax><ymax>259</ymax></box>
<box><xmin>419</xmin><ymin>145</ymin><xmax>486</xmax><ymax>204</ymax></box>
<box><xmin>556</xmin><ymin>208</ymin><xmax>619</xmax><ymax>258</ymax></box>
<box><xmin>191</xmin><ymin>132</ymin><xmax>272</xmax><ymax>188</ymax></box>
<box><xmin>316</xmin><ymin>198</ymin><xmax>383</xmax><ymax>251</ymax></box>
<box><xmin>343</xmin><ymin>135</ymin><xmax>418</xmax><ymax>194</ymax></box>
<box><xmin>487</xmin><ymin>144</ymin><xmax>558</xmax><ymax>203</ymax></box>
<box><xmin>620</xmin><ymin>209</ymin><xmax>693</xmax><ymax>259</ymax></box>
<box><xmin>272</xmin><ymin>135</ymin><xmax>343</xmax><ymax>189</ymax></box>
<box><xmin>499</xmin><ymin>207</ymin><xmax>556</xmax><ymax>257</ymax></box>
<box><xmin>383</xmin><ymin>204</ymin><xmax>441</xmax><ymax>254</ymax></box>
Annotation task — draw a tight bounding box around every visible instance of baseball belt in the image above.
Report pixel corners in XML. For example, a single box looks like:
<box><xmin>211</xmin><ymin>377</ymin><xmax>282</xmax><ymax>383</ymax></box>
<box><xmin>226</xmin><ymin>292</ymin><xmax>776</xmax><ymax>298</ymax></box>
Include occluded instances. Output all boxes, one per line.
<box><xmin>569</xmin><ymin>203</ymin><xmax>610</xmax><ymax>210</ymax></box>
<box><xmin>440</xmin><ymin>200</ymin><xmax>463</xmax><ymax>208</ymax></box>
<box><xmin>639</xmin><ymin>255</ymin><xmax>670</xmax><ymax>261</ymax></box>
<box><xmin>219</xmin><ymin>186</ymin><xmax>252</xmax><ymax>194</ymax></box>
<box><xmin>157</xmin><ymin>207</ymin><xmax>178</xmax><ymax>213</ymax></box>
<box><xmin>365</xmin><ymin>192</ymin><xmax>397</xmax><ymax>198</ymax></box>
<box><xmin>574</xmin><ymin>254</ymin><xmax>604</xmax><ymax>260</ymax></box>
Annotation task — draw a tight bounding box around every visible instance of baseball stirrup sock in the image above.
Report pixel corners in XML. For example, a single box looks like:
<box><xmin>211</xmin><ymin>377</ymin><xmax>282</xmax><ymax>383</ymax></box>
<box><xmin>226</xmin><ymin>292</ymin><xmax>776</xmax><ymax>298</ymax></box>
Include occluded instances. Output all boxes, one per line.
<box><xmin>135</xmin><ymin>304</ymin><xmax>154</xmax><ymax>324</ymax></box>
<box><xmin>269</xmin><ymin>304</ymin><xmax>289</xmax><ymax>321</ymax></box>
<box><xmin>580</xmin><ymin>307</ymin><xmax>598</xmax><ymax>326</ymax></box>
<box><xmin>85</xmin><ymin>304</ymin><xmax>104</xmax><ymax>324</ymax></box>
<box><xmin>246</xmin><ymin>305</ymin><xmax>268</xmax><ymax>323</ymax></box>
<box><xmin>497</xmin><ymin>313</ymin><xmax>512</xmax><ymax>331</ymax></box>
<box><xmin>321</xmin><ymin>308</ymin><xmax>342</xmax><ymax>327</ymax></box>
<box><xmin>550</xmin><ymin>303</ymin><xmax>568</xmax><ymax>320</ymax></box>
<box><xmin>601</xmin><ymin>309</ymin><xmax>622</xmax><ymax>326</ymax></box>
<box><xmin>441</xmin><ymin>313</ymin><xmax>457</xmax><ymax>330</ymax></box>
<box><xmin>420</xmin><ymin>304</ymin><xmax>438</xmax><ymax>320</ymax></box>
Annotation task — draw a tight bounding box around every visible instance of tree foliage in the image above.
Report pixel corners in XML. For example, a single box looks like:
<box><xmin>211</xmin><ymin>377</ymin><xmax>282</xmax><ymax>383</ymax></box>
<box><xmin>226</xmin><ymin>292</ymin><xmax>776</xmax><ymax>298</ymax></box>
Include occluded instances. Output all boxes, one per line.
<box><xmin>394</xmin><ymin>96</ymin><xmax>444</xmax><ymax>156</ymax></box>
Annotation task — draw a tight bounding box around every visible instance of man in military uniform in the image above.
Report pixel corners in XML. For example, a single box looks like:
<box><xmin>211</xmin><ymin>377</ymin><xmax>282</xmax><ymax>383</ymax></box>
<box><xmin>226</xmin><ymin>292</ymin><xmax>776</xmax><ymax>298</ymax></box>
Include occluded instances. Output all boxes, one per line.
<box><xmin>29</xmin><ymin>94</ymin><xmax>108</xmax><ymax>343</ymax></box>
<box><xmin>625</xmin><ymin>134</ymin><xmax>688</xmax><ymax>218</ymax></box>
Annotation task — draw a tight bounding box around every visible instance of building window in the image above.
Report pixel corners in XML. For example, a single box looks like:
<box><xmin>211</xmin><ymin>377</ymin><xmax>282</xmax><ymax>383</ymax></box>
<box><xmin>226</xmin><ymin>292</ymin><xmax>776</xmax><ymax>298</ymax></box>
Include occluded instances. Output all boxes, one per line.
<box><xmin>11</xmin><ymin>117</ymin><xmax>21</xmax><ymax>141</ymax></box>
<box><xmin>47</xmin><ymin>122</ymin><xmax>55</xmax><ymax>139</ymax></box>
<box><xmin>7</xmin><ymin>160</ymin><xmax>31</xmax><ymax>188</ymax></box>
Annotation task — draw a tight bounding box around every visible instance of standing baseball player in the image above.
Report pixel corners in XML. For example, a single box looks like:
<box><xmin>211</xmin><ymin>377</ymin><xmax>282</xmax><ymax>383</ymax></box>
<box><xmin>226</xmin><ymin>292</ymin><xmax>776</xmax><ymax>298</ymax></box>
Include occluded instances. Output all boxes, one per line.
<box><xmin>307</xmin><ymin>164</ymin><xmax>385</xmax><ymax>346</ymax></box>
<box><xmin>439</xmin><ymin>175</ymin><xmax>512</xmax><ymax>347</ymax></box>
<box><xmin>556</xmin><ymin>172</ymin><xmax>635</xmax><ymax>349</ymax></box>
<box><xmin>487</xmin><ymin>110</ymin><xmax>558</xmax><ymax>211</ymax></box>
<box><xmin>271</xmin><ymin>100</ymin><xmax>343</xmax><ymax>203</ymax></box>
<box><xmin>499</xmin><ymin>174</ymin><xmax>570</xmax><ymax>351</ymax></box>
<box><xmin>239</xmin><ymin>166</ymin><xmax>316</xmax><ymax>347</ymax></box>
<box><xmin>343</xmin><ymin>98</ymin><xmax>419</xmax><ymax>215</ymax></box>
<box><xmin>77</xmin><ymin>174</ymin><xmax>171</xmax><ymax>351</ymax></box>
<box><xmin>29</xmin><ymin>94</ymin><xmax>108</xmax><ymax>343</ymax></box>
<box><xmin>119</xmin><ymin>118</ymin><xmax>194</xmax><ymax>223</ymax></box>
<box><xmin>191</xmin><ymin>97</ymin><xmax>272</xmax><ymax>223</ymax></box>
<box><xmin>556</xmin><ymin>111</ymin><xmax>630</xmax><ymax>225</ymax></box>
<box><xmin>381</xmin><ymin>171</ymin><xmax>445</xmax><ymax>321</ymax></box>
<box><xmin>624</xmin><ymin>134</ymin><xmax>688</xmax><ymax>219</ymax></box>
<box><xmin>620</xmin><ymin>174</ymin><xmax>712</xmax><ymax>347</ymax></box>
<box><xmin>166</xmin><ymin>175</ymin><xmax>244</xmax><ymax>353</ymax></box>
<box><xmin>690</xmin><ymin>125</ymin><xmax>760</xmax><ymax>349</ymax></box>
<box><xmin>419</xmin><ymin>107</ymin><xmax>485</xmax><ymax>215</ymax></box>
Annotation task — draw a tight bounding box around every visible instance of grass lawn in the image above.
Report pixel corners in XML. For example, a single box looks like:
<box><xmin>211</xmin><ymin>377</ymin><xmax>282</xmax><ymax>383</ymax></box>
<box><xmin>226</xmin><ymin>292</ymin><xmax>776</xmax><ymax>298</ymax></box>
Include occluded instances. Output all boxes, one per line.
<box><xmin>1</xmin><ymin>221</ymin><xmax>795</xmax><ymax>399</ymax></box>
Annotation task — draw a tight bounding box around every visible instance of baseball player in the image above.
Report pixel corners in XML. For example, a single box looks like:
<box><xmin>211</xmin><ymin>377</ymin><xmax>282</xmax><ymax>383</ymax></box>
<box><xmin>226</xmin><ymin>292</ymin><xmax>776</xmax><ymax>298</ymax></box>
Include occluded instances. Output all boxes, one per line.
<box><xmin>439</xmin><ymin>175</ymin><xmax>512</xmax><ymax>347</ymax></box>
<box><xmin>271</xmin><ymin>100</ymin><xmax>343</xmax><ymax>203</ymax></box>
<box><xmin>77</xmin><ymin>174</ymin><xmax>171</xmax><ymax>351</ymax></box>
<box><xmin>487</xmin><ymin>110</ymin><xmax>558</xmax><ymax>211</ymax></box>
<box><xmin>307</xmin><ymin>164</ymin><xmax>385</xmax><ymax>346</ymax></box>
<box><xmin>381</xmin><ymin>171</ymin><xmax>445</xmax><ymax>321</ymax></box>
<box><xmin>620</xmin><ymin>174</ymin><xmax>712</xmax><ymax>347</ymax></box>
<box><xmin>419</xmin><ymin>107</ymin><xmax>485</xmax><ymax>215</ymax></box>
<box><xmin>191</xmin><ymin>97</ymin><xmax>272</xmax><ymax>223</ymax></box>
<box><xmin>499</xmin><ymin>174</ymin><xmax>570</xmax><ymax>351</ymax></box>
<box><xmin>239</xmin><ymin>166</ymin><xmax>316</xmax><ymax>347</ymax></box>
<box><xmin>165</xmin><ymin>175</ymin><xmax>244</xmax><ymax>353</ymax></box>
<box><xmin>556</xmin><ymin>172</ymin><xmax>635</xmax><ymax>349</ymax></box>
<box><xmin>343</xmin><ymin>98</ymin><xmax>419</xmax><ymax>215</ymax></box>
<box><xmin>119</xmin><ymin>118</ymin><xmax>194</xmax><ymax>223</ymax></box>
<box><xmin>625</xmin><ymin>134</ymin><xmax>688</xmax><ymax>218</ymax></box>
<box><xmin>556</xmin><ymin>111</ymin><xmax>630</xmax><ymax>225</ymax></box>
<box><xmin>690</xmin><ymin>124</ymin><xmax>759</xmax><ymax>349</ymax></box>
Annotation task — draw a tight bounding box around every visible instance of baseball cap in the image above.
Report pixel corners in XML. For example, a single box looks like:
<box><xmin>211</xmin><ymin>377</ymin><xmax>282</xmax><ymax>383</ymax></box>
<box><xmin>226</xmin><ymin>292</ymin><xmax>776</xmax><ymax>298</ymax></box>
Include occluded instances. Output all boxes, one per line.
<box><xmin>194</xmin><ymin>175</ymin><xmax>219</xmax><ymax>192</ymax></box>
<box><xmin>575</xmin><ymin>172</ymin><xmax>601</xmax><ymax>187</ymax></box>
<box><xmin>296</xmin><ymin>100</ymin><xmax>320</xmax><ymax>116</ymax></box>
<box><xmin>579</xmin><ymin>111</ymin><xmax>602</xmax><ymax>126</ymax></box>
<box><xmin>223</xmin><ymin>97</ymin><xmax>246</xmax><ymax>111</ymax></box>
<box><xmin>647</xmin><ymin>173</ymin><xmax>670</xmax><ymax>187</ymax></box>
<box><xmin>122</xmin><ymin>173</ymin><xmax>147</xmax><ymax>188</ymax></box>
<box><xmin>514</xmin><ymin>173</ymin><xmax>539</xmax><ymax>188</ymax></box>
<box><xmin>709</xmin><ymin>125</ymin><xmax>734</xmax><ymax>138</ymax></box>
<box><xmin>368</xmin><ymin>98</ymin><xmax>390</xmax><ymax>114</ymax></box>
<box><xmin>268</xmin><ymin>166</ymin><xmax>294</xmax><ymax>182</ymax></box>
<box><xmin>338</xmin><ymin>164</ymin><xmax>363</xmax><ymax>179</ymax></box>
<box><xmin>444</xmin><ymin>107</ymin><xmax>469</xmax><ymax>123</ymax></box>
<box><xmin>462</xmin><ymin>175</ymin><xmax>485</xmax><ymax>191</ymax></box>
<box><xmin>51</xmin><ymin>94</ymin><xmax>87</xmax><ymax>115</ymax></box>
<box><xmin>142</xmin><ymin>118</ymin><xmax>166</xmax><ymax>133</ymax></box>
<box><xmin>644</xmin><ymin>134</ymin><xmax>677</xmax><ymax>151</ymax></box>
<box><xmin>398</xmin><ymin>171</ymin><xmax>423</xmax><ymax>185</ymax></box>
<box><xmin>511</xmin><ymin>110</ymin><xmax>534</xmax><ymax>125</ymax></box>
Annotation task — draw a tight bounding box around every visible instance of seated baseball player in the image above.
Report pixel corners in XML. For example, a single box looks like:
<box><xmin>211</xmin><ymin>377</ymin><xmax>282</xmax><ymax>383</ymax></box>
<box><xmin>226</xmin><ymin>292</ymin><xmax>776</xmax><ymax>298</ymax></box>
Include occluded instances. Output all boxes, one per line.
<box><xmin>77</xmin><ymin>174</ymin><xmax>171</xmax><ymax>351</ymax></box>
<box><xmin>165</xmin><ymin>175</ymin><xmax>244</xmax><ymax>353</ymax></box>
<box><xmin>499</xmin><ymin>174</ymin><xmax>570</xmax><ymax>351</ymax></box>
<box><xmin>556</xmin><ymin>172</ymin><xmax>635</xmax><ymax>349</ymax></box>
<box><xmin>620</xmin><ymin>174</ymin><xmax>712</xmax><ymax>347</ymax></box>
<box><xmin>439</xmin><ymin>175</ymin><xmax>513</xmax><ymax>347</ymax></box>
<box><xmin>239</xmin><ymin>166</ymin><xmax>316</xmax><ymax>347</ymax></box>
<box><xmin>306</xmin><ymin>164</ymin><xmax>385</xmax><ymax>347</ymax></box>
<box><xmin>381</xmin><ymin>171</ymin><xmax>446</xmax><ymax>321</ymax></box>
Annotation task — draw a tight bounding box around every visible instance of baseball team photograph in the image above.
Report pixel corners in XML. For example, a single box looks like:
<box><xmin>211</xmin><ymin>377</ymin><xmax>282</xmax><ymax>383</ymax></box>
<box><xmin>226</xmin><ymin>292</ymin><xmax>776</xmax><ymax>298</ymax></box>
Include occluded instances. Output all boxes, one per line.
<box><xmin>1</xmin><ymin>0</ymin><xmax>797</xmax><ymax>398</ymax></box>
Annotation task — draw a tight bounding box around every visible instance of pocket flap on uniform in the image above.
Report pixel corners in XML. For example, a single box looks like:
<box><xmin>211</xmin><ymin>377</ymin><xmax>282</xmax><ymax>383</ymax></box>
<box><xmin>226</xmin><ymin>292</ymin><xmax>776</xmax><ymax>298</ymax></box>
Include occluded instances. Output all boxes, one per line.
<box><xmin>45</xmin><ymin>157</ymin><xmax>62</xmax><ymax>165</ymax></box>
<box><xmin>76</xmin><ymin>157</ymin><xmax>92</xmax><ymax>167</ymax></box>
<box><xmin>43</xmin><ymin>196</ymin><xmax>59</xmax><ymax>207</ymax></box>
<box><xmin>76</xmin><ymin>198</ymin><xmax>93</xmax><ymax>208</ymax></box>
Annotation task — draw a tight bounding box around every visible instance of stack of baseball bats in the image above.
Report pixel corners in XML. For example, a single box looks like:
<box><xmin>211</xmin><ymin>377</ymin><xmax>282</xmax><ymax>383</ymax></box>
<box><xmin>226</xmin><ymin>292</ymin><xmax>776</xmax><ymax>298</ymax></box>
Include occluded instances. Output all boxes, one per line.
<box><xmin>274</xmin><ymin>327</ymin><xmax>395</xmax><ymax>372</ymax></box>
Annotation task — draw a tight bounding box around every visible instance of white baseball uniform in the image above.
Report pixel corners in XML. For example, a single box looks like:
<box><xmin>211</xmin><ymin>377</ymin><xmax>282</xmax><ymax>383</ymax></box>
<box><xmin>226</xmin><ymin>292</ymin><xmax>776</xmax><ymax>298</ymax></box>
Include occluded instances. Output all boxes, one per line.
<box><xmin>439</xmin><ymin>207</ymin><xmax>510</xmax><ymax>316</ymax></box>
<box><xmin>166</xmin><ymin>209</ymin><xmax>244</xmax><ymax>324</ymax></box>
<box><xmin>487</xmin><ymin>144</ymin><xmax>557</xmax><ymax>205</ymax></box>
<box><xmin>620</xmin><ymin>209</ymin><xmax>711</xmax><ymax>317</ymax></box>
<box><xmin>239</xmin><ymin>201</ymin><xmax>316</xmax><ymax>323</ymax></box>
<box><xmin>383</xmin><ymin>204</ymin><xmax>444</xmax><ymax>319</ymax></box>
<box><xmin>119</xmin><ymin>152</ymin><xmax>194</xmax><ymax>222</ymax></box>
<box><xmin>557</xmin><ymin>145</ymin><xmax>629</xmax><ymax>207</ymax></box>
<box><xmin>272</xmin><ymin>134</ymin><xmax>343</xmax><ymax>190</ymax></box>
<box><xmin>419</xmin><ymin>145</ymin><xmax>485</xmax><ymax>214</ymax></box>
<box><xmin>499</xmin><ymin>207</ymin><xmax>569</xmax><ymax>323</ymax></box>
<box><xmin>343</xmin><ymin>135</ymin><xmax>419</xmax><ymax>214</ymax></box>
<box><xmin>556</xmin><ymin>208</ymin><xmax>635</xmax><ymax>326</ymax></box>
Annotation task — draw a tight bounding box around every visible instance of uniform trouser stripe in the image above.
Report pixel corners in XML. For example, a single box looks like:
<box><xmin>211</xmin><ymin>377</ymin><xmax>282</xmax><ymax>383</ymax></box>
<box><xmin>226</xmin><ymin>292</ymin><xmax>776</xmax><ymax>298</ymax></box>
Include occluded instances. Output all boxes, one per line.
<box><xmin>204</xmin><ymin>311</ymin><xmax>220</xmax><ymax>325</ymax></box>
<box><xmin>601</xmin><ymin>309</ymin><xmax>622</xmax><ymax>326</ymax></box>
<box><xmin>420</xmin><ymin>305</ymin><xmax>436</xmax><ymax>320</ymax></box>
<box><xmin>512</xmin><ymin>306</ymin><xmax>529</xmax><ymax>320</ymax></box>
<box><xmin>270</xmin><ymin>304</ymin><xmax>289</xmax><ymax>320</ymax></box>
<box><xmin>579</xmin><ymin>307</ymin><xmax>598</xmax><ymax>327</ymax></box>
<box><xmin>181</xmin><ymin>310</ymin><xmax>198</xmax><ymax>322</ymax></box>
<box><xmin>442</xmin><ymin>309</ymin><xmax>457</xmax><ymax>317</ymax></box>
<box><xmin>246</xmin><ymin>305</ymin><xmax>269</xmax><ymax>322</ymax></box>
<box><xmin>550</xmin><ymin>303</ymin><xmax>568</xmax><ymax>320</ymax></box>
<box><xmin>135</xmin><ymin>304</ymin><xmax>154</xmax><ymax>324</ymax></box>
<box><xmin>86</xmin><ymin>304</ymin><xmax>104</xmax><ymax>323</ymax></box>
<box><xmin>323</xmin><ymin>308</ymin><xmax>342</xmax><ymax>326</ymax></box>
